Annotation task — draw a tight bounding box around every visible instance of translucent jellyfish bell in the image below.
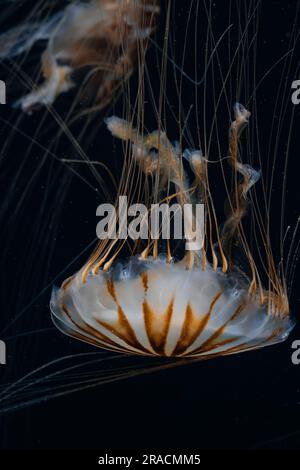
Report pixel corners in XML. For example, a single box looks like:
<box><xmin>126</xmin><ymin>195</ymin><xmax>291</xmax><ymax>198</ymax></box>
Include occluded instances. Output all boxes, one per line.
<box><xmin>51</xmin><ymin>258</ymin><xmax>292</xmax><ymax>358</ymax></box>
<box><xmin>50</xmin><ymin>106</ymin><xmax>294</xmax><ymax>358</ymax></box>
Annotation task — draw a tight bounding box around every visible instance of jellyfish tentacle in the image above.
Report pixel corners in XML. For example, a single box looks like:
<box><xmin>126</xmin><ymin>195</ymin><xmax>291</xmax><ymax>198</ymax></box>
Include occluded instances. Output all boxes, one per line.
<box><xmin>220</xmin><ymin>103</ymin><xmax>263</xmax><ymax>296</ymax></box>
<box><xmin>105</xmin><ymin>116</ymin><xmax>204</xmax><ymax>269</ymax></box>
<box><xmin>15</xmin><ymin>51</ymin><xmax>75</xmax><ymax>112</ymax></box>
<box><xmin>0</xmin><ymin>11</ymin><xmax>64</xmax><ymax>59</ymax></box>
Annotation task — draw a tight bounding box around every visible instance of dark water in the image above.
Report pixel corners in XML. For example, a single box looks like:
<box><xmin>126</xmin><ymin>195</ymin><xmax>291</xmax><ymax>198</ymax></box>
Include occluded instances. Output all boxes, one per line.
<box><xmin>0</xmin><ymin>0</ymin><xmax>299</xmax><ymax>450</ymax></box>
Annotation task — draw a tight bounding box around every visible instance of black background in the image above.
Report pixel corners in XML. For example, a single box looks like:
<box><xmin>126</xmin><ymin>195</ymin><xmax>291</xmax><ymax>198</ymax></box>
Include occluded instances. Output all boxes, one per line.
<box><xmin>0</xmin><ymin>0</ymin><xmax>300</xmax><ymax>450</ymax></box>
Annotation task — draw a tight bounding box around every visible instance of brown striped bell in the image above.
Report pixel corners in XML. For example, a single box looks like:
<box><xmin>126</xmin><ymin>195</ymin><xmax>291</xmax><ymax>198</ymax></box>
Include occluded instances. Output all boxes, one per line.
<box><xmin>50</xmin><ymin>258</ymin><xmax>293</xmax><ymax>358</ymax></box>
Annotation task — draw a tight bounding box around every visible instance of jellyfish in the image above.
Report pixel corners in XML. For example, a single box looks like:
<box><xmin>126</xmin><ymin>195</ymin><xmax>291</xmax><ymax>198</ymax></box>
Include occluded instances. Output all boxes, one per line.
<box><xmin>50</xmin><ymin>100</ymin><xmax>295</xmax><ymax>358</ymax></box>
<box><xmin>0</xmin><ymin>0</ymin><xmax>159</xmax><ymax>113</ymax></box>
<box><xmin>0</xmin><ymin>0</ymin><xmax>299</xmax><ymax>417</ymax></box>
<box><xmin>0</xmin><ymin>0</ymin><xmax>159</xmax><ymax>340</ymax></box>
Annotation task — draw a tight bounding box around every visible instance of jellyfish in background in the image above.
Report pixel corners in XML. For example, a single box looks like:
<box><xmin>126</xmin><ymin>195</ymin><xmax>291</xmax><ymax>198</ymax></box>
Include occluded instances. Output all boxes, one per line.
<box><xmin>0</xmin><ymin>0</ymin><xmax>159</xmax><ymax>113</ymax></box>
<box><xmin>50</xmin><ymin>100</ymin><xmax>294</xmax><ymax>358</ymax></box>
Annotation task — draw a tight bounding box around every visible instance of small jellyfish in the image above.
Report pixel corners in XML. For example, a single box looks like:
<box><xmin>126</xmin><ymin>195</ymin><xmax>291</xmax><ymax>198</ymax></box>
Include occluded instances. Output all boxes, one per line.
<box><xmin>0</xmin><ymin>0</ymin><xmax>159</xmax><ymax>112</ymax></box>
<box><xmin>50</xmin><ymin>104</ymin><xmax>294</xmax><ymax>358</ymax></box>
